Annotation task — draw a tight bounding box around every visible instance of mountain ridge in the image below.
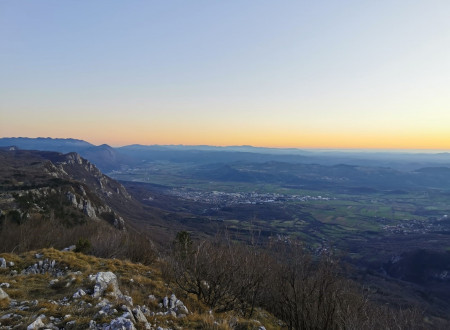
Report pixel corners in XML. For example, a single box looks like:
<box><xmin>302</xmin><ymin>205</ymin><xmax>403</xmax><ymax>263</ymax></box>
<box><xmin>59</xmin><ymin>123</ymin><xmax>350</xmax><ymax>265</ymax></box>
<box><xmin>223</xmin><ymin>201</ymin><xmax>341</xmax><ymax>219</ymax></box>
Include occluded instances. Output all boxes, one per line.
<box><xmin>2</xmin><ymin>137</ymin><xmax>450</xmax><ymax>172</ymax></box>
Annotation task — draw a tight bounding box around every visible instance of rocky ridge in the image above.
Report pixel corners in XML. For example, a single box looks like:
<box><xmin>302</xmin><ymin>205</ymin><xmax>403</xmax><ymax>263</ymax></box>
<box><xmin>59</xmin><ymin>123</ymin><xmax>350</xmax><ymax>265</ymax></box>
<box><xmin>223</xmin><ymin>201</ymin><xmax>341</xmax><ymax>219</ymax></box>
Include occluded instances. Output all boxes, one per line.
<box><xmin>0</xmin><ymin>149</ymin><xmax>130</xmax><ymax>229</ymax></box>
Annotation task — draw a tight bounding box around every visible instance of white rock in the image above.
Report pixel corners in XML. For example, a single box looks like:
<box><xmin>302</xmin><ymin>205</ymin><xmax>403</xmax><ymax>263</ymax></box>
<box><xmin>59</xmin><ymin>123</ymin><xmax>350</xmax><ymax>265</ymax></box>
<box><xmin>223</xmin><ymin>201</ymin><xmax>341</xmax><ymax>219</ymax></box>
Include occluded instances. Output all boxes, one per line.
<box><xmin>167</xmin><ymin>310</ymin><xmax>176</xmax><ymax>317</ymax></box>
<box><xmin>73</xmin><ymin>289</ymin><xmax>86</xmax><ymax>299</ymax></box>
<box><xmin>132</xmin><ymin>307</ymin><xmax>148</xmax><ymax>323</ymax></box>
<box><xmin>178</xmin><ymin>305</ymin><xmax>189</xmax><ymax>315</ymax></box>
<box><xmin>49</xmin><ymin>279</ymin><xmax>59</xmax><ymax>286</ymax></box>
<box><xmin>92</xmin><ymin>272</ymin><xmax>121</xmax><ymax>298</ymax></box>
<box><xmin>0</xmin><ymin>283</ymin><xmax>10</xmax><ymax>288</ymax></box>
<box><xmin>89</xmin><ymin>320</ymin><xmax>97</xmax><ymax>329</ymax></box>
<box><xmin>62</xmin><ymin>245</ymin><xmax>76</xmax><ymax>252</ymax></box>
<box><xmin>169</xmin><ymin>294</ymin><xmax>177</xmax><ymax>309</ymax></box>
<box><xmin>27</xmin><ymin>316</ymin><xmax>45</xmax><ymax>330</ymax></box>
<box><xmin>123</xmin><ymin>305</ymin><xmax>136</xmax><ymax>323</ymax></box>
<box><xmin>107</xmin><ymin>316</ymin><xmax>137</xmax><ymax>330</ymax></box>
<box><xmin>0</xmin><ymin>287</ymin><xmax>9</xmax><ymax>300</ymax></box>
<box><xmin>0</xmin><ymin>258</ymin><xmax>6</xmax><ymax>268</ymax></box>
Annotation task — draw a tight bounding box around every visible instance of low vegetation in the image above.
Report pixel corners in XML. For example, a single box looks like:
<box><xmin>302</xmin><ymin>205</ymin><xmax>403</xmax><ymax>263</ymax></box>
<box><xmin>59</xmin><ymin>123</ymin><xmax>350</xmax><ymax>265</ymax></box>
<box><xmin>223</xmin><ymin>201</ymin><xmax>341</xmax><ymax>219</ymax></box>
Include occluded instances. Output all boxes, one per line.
<box><xmin>0</xmin><ymin>248</ymin><xmax>279</xmax><ymax>329</ymax></box>
<box><xmin>0</xmin><ymin>214</ymin><xmax>156</xmax><ymax>265</ymax></box>
<box><xmin>164</xmin><ymin>233</ymin><xmax>435</xmax><ymax>329</ymax></box>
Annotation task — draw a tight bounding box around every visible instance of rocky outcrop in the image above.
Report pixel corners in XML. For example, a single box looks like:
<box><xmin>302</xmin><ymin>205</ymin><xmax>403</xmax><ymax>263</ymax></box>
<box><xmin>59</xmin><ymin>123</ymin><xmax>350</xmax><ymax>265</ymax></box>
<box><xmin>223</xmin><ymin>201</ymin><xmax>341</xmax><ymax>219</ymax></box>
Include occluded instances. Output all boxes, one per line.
<box><xmin>27</xmin><ymin>315</ymin><xmax>46</xmax><ymax>330</ymax></box>
<box><xmin>22</xmin><ymin>258</ymin><xmax>64</xmax><ymax>276</ymax></box>
<box><xmin>158</xmin><ymin>294</ymin><xmax>189</xmax><ymax>317</ymax></box>
<box><xmin>0</xmin><ymin>149</ymin><xmax>132</xmax><ymax>232</ymax></box>
<box><xmin>91</xmin><ymin>272</ymin><xmax>122</xmax><ymax>298</ymax></box>
<box><xmin>105</xmin><ymin>316</ymin><xmax>136</xmax><ymax>330</ymax></box>
<box><xmin>58</xmin><ymin>152</ymin><xmax>131</xmax><ymax>202</ymax></box>
<box><xmin>0</xmin><ymin>261</ymin><xmax>269</xmax><ymax>330</ymax></box>
<box><xmin>0</xmin><ymin>287</ymin><xmax>9</xmax><ymax>300</ymax></box>
<box><xmin>132</xmin><ymin>306</ymin><xmax>148</xmax><ymax>324</ymax></box>
<box><xmin>83</xmin><ymin>199</ymin><xmax>97</xmax><ymax>218</ymax></box>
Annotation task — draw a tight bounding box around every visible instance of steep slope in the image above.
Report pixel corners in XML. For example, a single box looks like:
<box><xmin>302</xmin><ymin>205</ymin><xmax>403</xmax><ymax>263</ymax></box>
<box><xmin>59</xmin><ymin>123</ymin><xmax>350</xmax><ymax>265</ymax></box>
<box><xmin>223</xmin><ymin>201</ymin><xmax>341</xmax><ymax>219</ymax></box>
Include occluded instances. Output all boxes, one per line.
<box><xmin>80</xmin><ymin>144</ymin><xmax>125</xmax><ymax>172</ymax></box>
<box><xmin>0</xmin><ymin>149</ymin><xmax>129</xmax><ymax>229</ymax></box>
<box><xmin>0</xmin><ymin>149</ymin><xmax>191</xmax><ymax>249</ymax></box>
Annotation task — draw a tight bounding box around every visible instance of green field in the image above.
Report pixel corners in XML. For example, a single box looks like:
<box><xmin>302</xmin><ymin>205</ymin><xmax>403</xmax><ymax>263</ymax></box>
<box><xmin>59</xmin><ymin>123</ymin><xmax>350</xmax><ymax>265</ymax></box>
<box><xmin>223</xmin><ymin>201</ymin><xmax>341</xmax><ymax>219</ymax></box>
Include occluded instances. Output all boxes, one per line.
<box><xmin>113</xmin><ymin>162</ymin><xmax>450</xmax><ymax>251</ymax></box>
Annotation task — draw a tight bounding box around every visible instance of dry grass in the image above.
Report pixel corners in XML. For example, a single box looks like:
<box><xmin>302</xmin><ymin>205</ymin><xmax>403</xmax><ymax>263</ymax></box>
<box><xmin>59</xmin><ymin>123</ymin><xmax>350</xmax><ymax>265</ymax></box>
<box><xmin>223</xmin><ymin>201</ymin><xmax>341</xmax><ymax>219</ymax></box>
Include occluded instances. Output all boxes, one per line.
<box><xmin>0</xmin><ymin>297</ymin><xmax>10</xmax><ymax>309</ymax></box>
<box><xmin>0</xmin><ymin>248</ymin><xmax>281</xmax><ymax>329</ymax></box>
<box><xmin>0</xmin><ymin>215</ymin><xmax>157</xmax><ymax>266</ymax></box>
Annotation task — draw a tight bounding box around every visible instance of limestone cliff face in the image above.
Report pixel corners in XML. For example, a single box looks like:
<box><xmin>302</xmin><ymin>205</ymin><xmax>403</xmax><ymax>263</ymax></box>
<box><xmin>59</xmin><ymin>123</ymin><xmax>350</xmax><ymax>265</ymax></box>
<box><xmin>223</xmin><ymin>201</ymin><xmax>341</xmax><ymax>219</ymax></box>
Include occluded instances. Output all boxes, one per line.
<box><xmin>0</xmin><ymin>149</ymin><xmax>129</xmax><ymax>229</ymax></box>
<box><xmin>45</xmin><ymin>152</ymin><xmax>131</xmax><ymax>201</ymax></box>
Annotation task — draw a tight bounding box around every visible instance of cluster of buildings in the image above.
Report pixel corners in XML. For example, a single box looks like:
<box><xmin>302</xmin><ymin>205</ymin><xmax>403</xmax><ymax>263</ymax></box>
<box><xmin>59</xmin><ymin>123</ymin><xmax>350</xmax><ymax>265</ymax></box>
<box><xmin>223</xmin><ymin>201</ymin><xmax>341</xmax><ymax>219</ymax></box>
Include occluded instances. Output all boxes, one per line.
<box><xmin>168</xmin><ymin>189</ymin><xmax>332</xmax><ymax>206</ymax></box>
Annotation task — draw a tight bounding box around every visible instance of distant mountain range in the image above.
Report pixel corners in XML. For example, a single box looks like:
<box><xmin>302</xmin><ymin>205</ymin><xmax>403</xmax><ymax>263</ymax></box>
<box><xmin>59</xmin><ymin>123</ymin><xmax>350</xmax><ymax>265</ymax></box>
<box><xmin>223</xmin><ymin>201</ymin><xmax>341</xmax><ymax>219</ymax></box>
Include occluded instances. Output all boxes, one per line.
<box><xmin>1</xmin><ymin>137</ymin><xmax>450</xmax><ymax>172</ymax></box>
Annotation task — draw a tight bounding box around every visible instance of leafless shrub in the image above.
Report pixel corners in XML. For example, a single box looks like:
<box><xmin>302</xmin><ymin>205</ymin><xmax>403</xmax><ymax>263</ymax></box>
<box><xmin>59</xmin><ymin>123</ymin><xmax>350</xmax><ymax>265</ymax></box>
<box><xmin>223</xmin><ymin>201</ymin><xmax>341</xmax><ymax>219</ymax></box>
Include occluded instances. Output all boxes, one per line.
<box><xmin>165</xmin><ymin>233</ymin><xmax>268</xmax><ymax>316</ymax></box>
<box><xmin>261</xmin><ymin>242</ymin><xmax>431</xmax><ymax>330</ymax></box>
<box><xmin>166</xmin><ymin>235</ymin><xmax>432</xmax><ymax>329</ymax></box>
<box><xmin>0</xmin><ymin>214</ymin><xmax>157</xmax><ymax>264</ymax></box>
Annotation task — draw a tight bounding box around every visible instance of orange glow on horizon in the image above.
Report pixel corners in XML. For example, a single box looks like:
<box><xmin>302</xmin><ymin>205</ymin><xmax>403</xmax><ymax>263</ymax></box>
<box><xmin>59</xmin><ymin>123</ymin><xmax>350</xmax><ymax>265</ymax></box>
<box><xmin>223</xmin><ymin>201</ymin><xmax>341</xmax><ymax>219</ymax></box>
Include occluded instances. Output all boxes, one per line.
<box><xmin>78</xmin><ymin>131</ymin><xmax>450</xmax><ymax>151</ymax></box>
<box><xmin>2</xmin><ymin>117</ymin><xmax>449</xmax><ymax>151</ymax></box>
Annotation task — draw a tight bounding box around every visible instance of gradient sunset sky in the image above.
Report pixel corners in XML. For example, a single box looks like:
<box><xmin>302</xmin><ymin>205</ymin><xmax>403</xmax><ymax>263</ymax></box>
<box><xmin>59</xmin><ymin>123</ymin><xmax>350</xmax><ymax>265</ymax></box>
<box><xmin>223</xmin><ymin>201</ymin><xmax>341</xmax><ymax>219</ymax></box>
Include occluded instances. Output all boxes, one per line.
<box><xmin>1</xmin><ymin>1</ymin><xmax>449</xmax><ymax>149</ymax></box>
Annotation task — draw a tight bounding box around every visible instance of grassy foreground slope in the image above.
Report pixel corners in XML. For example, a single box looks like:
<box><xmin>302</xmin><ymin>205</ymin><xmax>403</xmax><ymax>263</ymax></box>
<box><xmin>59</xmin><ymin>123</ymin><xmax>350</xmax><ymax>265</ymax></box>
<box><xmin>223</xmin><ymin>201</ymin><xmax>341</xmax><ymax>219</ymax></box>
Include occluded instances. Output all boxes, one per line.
<box><xmin>0</xmin><ymin>248</ymin><xmax>278</xmax><ymax>330</ymax></box>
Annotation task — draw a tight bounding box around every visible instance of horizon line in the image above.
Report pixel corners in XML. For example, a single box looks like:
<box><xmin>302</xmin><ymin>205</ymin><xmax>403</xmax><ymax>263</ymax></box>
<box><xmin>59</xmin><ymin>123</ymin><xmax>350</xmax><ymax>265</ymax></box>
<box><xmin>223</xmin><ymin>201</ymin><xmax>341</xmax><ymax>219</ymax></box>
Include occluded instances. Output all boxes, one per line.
<box><xmin>1</xmin><ymin>136</ymin><xmax>449</xmax><ymax>154</ymax></box>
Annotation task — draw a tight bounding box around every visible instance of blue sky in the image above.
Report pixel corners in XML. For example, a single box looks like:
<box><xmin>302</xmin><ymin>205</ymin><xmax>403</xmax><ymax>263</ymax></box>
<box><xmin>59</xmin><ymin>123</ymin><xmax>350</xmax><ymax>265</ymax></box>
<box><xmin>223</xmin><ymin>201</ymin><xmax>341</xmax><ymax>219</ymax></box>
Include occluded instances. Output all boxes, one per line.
<box><xmin>1</xmin><ymin>1</ymin><xmax>449</xmax><ymax>148</ymax></box>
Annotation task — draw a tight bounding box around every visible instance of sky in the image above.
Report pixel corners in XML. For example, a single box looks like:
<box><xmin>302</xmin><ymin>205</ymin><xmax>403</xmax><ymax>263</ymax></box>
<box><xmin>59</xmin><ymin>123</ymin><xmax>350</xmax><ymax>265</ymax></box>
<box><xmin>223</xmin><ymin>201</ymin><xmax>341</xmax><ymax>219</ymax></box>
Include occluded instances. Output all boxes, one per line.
<box><xmin>1</xmin><ymin>1</ymin><xmax>450</xmax><ymax>149</ymax></box>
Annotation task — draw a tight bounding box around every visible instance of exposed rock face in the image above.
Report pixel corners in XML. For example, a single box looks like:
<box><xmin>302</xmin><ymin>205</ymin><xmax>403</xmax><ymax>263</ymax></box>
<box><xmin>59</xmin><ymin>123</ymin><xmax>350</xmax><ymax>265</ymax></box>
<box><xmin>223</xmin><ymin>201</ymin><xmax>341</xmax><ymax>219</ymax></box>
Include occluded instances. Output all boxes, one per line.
<box><xmin>65</xmin><ymin>188</ymin><xmax>112</xmax><ymax>220</ymax></box>
<box><xmin>92</xmin><ymin>272</ymin><xmax>122</xmax><ymax>298</ymax></box>
<box><xmin>0</xmin><ymin>149</ymin><xmax>132</xmax><ymax>231</ymax></box>
<box><xmin>83</xmin><ymin>199</ymin><xmax>97</xmax><ymax>218</ymax></box>
<box><xmin>66</xmin><ymin>191</ymin><xmax>79</xmax><ymax>208</ymax></box>
<box><xmin>58</xmin><ymin>152</ymin><xmax>131</xmax><ymax>202</ymax></box>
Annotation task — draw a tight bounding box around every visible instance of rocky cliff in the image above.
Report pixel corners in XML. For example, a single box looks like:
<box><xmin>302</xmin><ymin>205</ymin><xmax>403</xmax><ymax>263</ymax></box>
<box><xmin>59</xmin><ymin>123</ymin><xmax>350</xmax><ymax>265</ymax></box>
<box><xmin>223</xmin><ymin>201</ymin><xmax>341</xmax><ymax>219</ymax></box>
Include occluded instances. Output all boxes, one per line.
<box><xmin>0</xmin><ymin>149</ymin><xmax>130</xmax><ymax>229</ymax></box>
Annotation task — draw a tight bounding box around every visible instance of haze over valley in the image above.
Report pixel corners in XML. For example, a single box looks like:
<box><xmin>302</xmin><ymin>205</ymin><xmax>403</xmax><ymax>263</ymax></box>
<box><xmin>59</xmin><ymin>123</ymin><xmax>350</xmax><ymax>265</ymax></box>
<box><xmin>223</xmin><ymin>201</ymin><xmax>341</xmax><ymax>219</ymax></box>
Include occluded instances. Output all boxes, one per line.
<box><xmin>1</xmin><ymin>137</ymin><xmax>450</xmax><ymax>327</ymax></box>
